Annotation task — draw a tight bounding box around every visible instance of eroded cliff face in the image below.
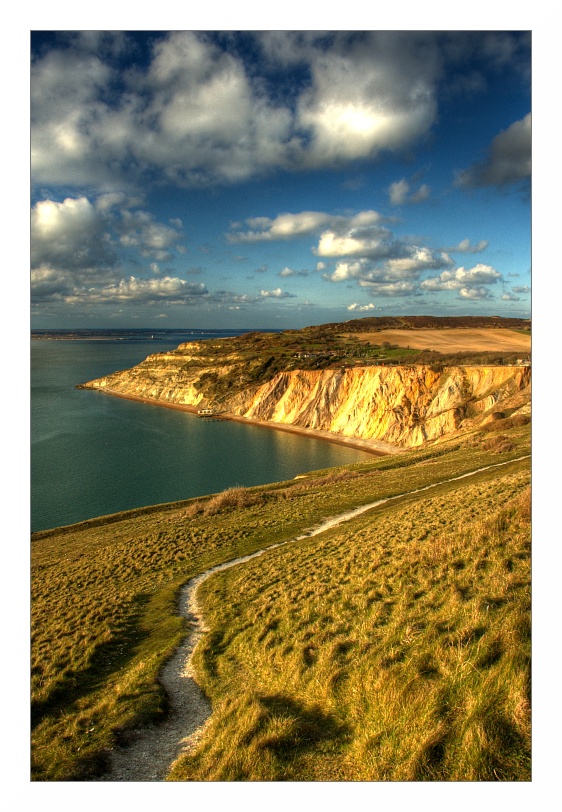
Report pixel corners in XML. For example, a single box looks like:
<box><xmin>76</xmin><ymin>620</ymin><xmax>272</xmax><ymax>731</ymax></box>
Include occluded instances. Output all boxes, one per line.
<box><xmin>82</xmin><ymin>345</ymin><xmax>530</xmax><ymax>448</ymax></box>
<box><xmin>239</xmin><ymin>365</ymin><xmax>530</xmax><ymax>446</ymax></box>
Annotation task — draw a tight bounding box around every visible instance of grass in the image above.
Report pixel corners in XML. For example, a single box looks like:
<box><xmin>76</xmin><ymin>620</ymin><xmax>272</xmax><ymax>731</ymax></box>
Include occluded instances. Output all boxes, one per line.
<box><xmin>170</xmin><ymin>471</ymin><xmax>530</xmax><ymax>781</ymax></box>
<box><xmin>31</xmin><ymin>418</ymin><xmax>530</xmax><ymax>780</ymax></box>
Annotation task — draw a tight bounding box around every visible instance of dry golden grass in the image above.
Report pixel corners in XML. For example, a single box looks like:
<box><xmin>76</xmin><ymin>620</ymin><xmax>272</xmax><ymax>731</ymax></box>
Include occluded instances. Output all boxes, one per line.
<box><xmin>170</xmin><ymin>471</ymin><xmax>530</xmax><ymax>781</ymax></box>
<box><xmin>31</xmin><ymin>420</ymin><xmax>530</xmax><ymax>780</ymax></box>
<box><xmin>345</xmin><ymin>328</ymin><xmax>531</xmax><ymax>354</ymax></box>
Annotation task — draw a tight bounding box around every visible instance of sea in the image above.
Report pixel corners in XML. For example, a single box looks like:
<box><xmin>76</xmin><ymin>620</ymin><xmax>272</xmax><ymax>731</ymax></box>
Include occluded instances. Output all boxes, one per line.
<box><xmin>31</xmin><ymin>328</ymin><xmax>373</xmax><ymax>533</ymax></box>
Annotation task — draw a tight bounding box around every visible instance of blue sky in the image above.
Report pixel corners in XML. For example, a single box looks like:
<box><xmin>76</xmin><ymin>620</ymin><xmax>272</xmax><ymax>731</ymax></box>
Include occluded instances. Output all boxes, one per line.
<box><xmin>30</xmin><ymin>30</ymin><xmax>531</xmax><ymax>329</ymax></box>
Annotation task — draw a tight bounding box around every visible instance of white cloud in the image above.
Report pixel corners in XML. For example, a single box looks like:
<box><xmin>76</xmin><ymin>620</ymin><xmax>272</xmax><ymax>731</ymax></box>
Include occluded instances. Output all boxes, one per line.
<box><xmin>383</xmin><ymin>248</ymin><xmax>451</xmax><ymax>275</ymax></box>
<box><xmin>31</xmin><ymin>266</ymin><xmax>74</xmax><ymax>301</ymax></box>
<box><xmin>118</xmin><ymin>209</ymin><xmax>183</xmax><ymax>260</ymax></box>
<box><xmin>324</xmin><ymin>249</ymin><xmax>452</xmax><ymax>285</ymax></box>
<box><xmin>294</xmin><ymin>33</ymin><xmax>438</xmax><ymax>166</ymax></box>
<box><xmin>228</xmin><ymin>210</ymin><xmax>384</xmax><ymax>244</ymax></box>
<box><xmin>459</xmin><ymin>287</ymin><xmax>492</xmax><ymax>300</ymax></box>
<box><xmin>31</xmin><ymin>194</ymin><xmax>190</xmax><ymax>305</ymax></box>
<box><xmin>389</xmin><ymin>179</ymin><xmax>410</xmax><ymax>205</ymax></box>
<box><xmin>29</xmin><ymin>32</ymin><xmax>450</xmax><ymax>190</ymax></box>
<box><xmin>96</xmin><ymin>192</ymin><xmax>139</xmax><ymax>211</ymax></box>
<box><xmin>410</xmin><ymin>184</ymin><xmax>430</xmax><ymax>203</ymax></box>
<box><xmin>360</xmin><ymin>281</ymin><xmax>417</xmax><ymax>297</ymax></box>
<box><xmin>65</xmin><ymin>276</ymin><xmax>208</xmax><ymax>305</ymax></box>
<box><xmin>279</xmin><ymin>267</ymin><xmax>308</xmax><ymax>278</ymax></box>
<box><xmin>347</xmin><ymin>303</ymin><xmax>375</xmax><ymax>311</ymax></box>
<box><xmin>31</xmin><ymin>196</ymin><xmax>115</xmax><ymax>273</ymax></box>
<box><xmin>389</xmin><ymin>179</ymin><xmax>430</xmax><ymax>205</ymax></box>
<box><xmin>315</xmin><ymin>227</ymin><xmax>391</xmax><ymax>259</ymax></box>
<box><xmin>260</xmin><ymin>288</ymin><xmax>296</xmax><ymax>299</ymax></box>
<box><xmin>421</xmin><ymin>263</ymin><xmax>502</xmax><ymax>299</ymax></box>
<box><xmin>421</xmin><ymin>264</ymin><xmax>501</xmax><ymax>290</ymax></box>
<box><xmin>31</xmin><ymin>33</ymin><xmax>531</xmax><ymax>193</ymax></box>
<box><xmin>449</xmin><ymin>239</ymin><xmax>489</xmax><ymax>253</ymax></box>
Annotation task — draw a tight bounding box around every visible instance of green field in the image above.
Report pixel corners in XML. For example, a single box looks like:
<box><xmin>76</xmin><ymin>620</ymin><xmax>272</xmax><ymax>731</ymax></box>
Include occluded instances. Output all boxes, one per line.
<box><xmin>31</xmin><ymin>416</ymin><xmax>531</xmax><ymax>781</ymax></box>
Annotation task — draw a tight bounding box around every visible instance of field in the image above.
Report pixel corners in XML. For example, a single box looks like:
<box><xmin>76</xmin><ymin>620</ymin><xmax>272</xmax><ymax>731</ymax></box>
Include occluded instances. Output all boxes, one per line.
<box><xmin>31</xmin><ymin>413</ymin><xmax>531</xmax><ymax>781</ymax></box>
<box><xmin>344</xmin><ymin>328</ymin><xmax>531</xmax><ymax>354</ymax></box>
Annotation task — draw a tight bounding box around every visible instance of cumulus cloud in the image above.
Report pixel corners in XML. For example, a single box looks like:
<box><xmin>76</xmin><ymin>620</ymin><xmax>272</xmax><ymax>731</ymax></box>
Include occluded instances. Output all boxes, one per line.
<box><xmin>31</xmin><ymin>32</ymin><xmax>531</xmax><ymax>193</ymax></box>
<box><xmin>502</xmin><ymin>292</ymin><xmax>520</xmax><ymax>301</ymax></box>
<box><xmin>421</xmin><ymin>263</ymin><xmax>502</xmax><ymax>298</ymax></box>
<box><xmin>350</xmin><ymin>282</ymin><xmax>417</xmax><ymax>297</ymax></box>
<box><xmin>388</xmin><ymin>179</ymin><xmax>430</xmax><ymax>205</ymax></box>
<box><xmin>324</xmin><ymin>248</ymin><xmax>452</xmax><ymax>285</ymax></box>
<box><xmin>210</xmin><ymin>291</ymin><xmax>261</xmax><ymax>305</ymax></box>
<box><xmin>279</xmin><ymin>267</ymin><xmax>308</xmax><ymax>278</ymax></box>
<box><xmin>314</xmin><ymin>227</ymin><xmax>392</xmax><ymax>259</ymax></box>
<box><xmin>31</xmin><ymin>196</ymin><xmax>115</xmax><ymax>273</ymax></box>
<box><xmin>31</xmin><ymin>266</ymin><xmax>75</xmax><ymax>302</ymax></box>
<box><xmin>458</xmin><ymin>287</ymin><xmax>492</xmax><ymax>300</ymax></box>
<box><xmin>227</xmin><ymin>210</ymin><xmax>384</xmax><ymax>244</ymax></box>
<box><xmin>347</xmin><ymin>303</ymin><xmax>376</xmax><ymax>311</ymax></box>
<box><xmin>293</xmin><ymin>32</ymin><xmax>439</xmax><ymax>167</ymax></box>
<box><xmin>260</xmin><ymin>288</ymin><xmax>296</xmax><ymax>299</ymax></box>
<box><xmin>118</xmin><ymin>209</ymin><xmax>184</xmax><ymax>260</ymax></box>
<box><xmin>448</xmin><ymin>239</ymin><xmax>489</xmax><ymax>253</ymax></box>
<box><xmin>31</xmin><ymin>194</ymin><xmax>192</xmax><ymax>307</ymax></box>
<box><xmin>30</xmin><ymin>32</ymin><xmax>469</xmax><ymax>190</ymax></box>
<box><xmin>512</xmin><ymin>285</ymin><xmax>531</xmax><ymax>294</ymax></box>
<box><xmin>64</xmin><ymin>276</ymin><xmax>208</xmax><ymax>305</ymax></box>
<box><xmin>456</xmin><ymin>113</ymin><xmax>531</xmax><ymax>189</ymax></box>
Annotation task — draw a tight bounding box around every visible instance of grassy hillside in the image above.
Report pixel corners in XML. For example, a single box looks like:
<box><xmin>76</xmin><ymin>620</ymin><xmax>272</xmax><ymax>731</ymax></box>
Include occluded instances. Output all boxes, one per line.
<box><xmin>173</xmin><ymin>470</ymin><xmax>530</xmax><ymax>781</ymax></box>
<box><xmin>31</xmin><ymin>411</ymin><xmax>530</xmax><ymax>781</ymax></box>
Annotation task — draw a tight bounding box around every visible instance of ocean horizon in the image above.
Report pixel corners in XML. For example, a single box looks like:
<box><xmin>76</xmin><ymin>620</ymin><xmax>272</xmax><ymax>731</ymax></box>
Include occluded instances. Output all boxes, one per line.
<box><xmin>31</xmin><ymin>328</ymin><xmax>374</xmax><ymax>533</ymax></box>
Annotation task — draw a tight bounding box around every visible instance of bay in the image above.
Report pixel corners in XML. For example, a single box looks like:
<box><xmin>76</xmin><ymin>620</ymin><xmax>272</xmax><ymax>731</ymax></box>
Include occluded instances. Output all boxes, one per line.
<box><xmin>31</xmin><ymin>330</ymin><xmax>373</xmax><ymax>532</ymax></box>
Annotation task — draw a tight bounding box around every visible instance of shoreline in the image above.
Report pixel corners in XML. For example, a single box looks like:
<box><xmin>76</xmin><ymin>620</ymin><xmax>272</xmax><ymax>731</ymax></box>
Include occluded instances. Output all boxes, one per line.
<box><xmin>89</xmin><ymin>386</ymin><xmax>402</xmax><ymax>457</ymax></box>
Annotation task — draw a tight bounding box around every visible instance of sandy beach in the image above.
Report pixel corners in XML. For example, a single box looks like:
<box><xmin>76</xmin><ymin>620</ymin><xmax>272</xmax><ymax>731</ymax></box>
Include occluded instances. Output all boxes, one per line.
<box><xmin>97</xmin><ymin>387</ymin><xmax>401</xmax><ymax>456</ymax></box>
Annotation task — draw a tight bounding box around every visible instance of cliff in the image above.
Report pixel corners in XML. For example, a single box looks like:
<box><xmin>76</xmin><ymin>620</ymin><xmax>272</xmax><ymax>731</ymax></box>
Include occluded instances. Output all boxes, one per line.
<box><xmin>81</xmin><ymin>340</ymin><xmax>531</xmax><ymax>448</ymax></box>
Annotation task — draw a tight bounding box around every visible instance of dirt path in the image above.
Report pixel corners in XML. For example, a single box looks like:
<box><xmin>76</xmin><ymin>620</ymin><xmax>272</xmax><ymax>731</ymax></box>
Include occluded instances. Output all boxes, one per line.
<box><xmin>97</xmin><ymin>455</ymin><xmax>530</xmax><ymax>782</ymax></box>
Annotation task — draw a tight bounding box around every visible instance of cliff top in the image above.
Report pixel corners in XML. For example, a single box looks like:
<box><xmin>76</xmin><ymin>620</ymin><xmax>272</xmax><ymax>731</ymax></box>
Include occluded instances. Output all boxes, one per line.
<box><xmin>330</xmin><ymin>315</ymin><xmax>531</xmax><ymax>332</ymax></box>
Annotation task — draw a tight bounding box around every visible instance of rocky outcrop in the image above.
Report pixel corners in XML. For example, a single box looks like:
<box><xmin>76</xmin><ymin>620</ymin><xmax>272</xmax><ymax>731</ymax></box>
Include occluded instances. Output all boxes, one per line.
<box><xmin>81</xmin><ymin>343</ymin><xmax>530</xmax><ymax>449</ymax></box>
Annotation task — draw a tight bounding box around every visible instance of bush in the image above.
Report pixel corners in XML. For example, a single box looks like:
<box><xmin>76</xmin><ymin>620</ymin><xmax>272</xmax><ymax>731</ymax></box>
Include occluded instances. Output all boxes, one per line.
<box><xmin>482</xmin><ymin>435</ymin><xmax>516</xmax><ymax>453</ymax></box>
<box><xmin>482</xmin><ymin>414</ymin><xmax>530</xmax><ymax>433</ymax></box>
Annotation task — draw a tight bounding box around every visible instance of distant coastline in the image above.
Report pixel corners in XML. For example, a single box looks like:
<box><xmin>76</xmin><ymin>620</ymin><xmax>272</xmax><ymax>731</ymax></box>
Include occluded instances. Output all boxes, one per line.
<box><xmin>31</xmin><ymin>328</ymin><xmax>281</xmax><ymax>341</ymax></box>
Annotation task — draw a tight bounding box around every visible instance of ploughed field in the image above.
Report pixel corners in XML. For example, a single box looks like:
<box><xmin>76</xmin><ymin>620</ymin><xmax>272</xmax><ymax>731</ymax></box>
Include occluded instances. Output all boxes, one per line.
<box><xmin>345</xmin><ymin>327</ymin><xmax>531</xmax><ymax>354</ymax></box>
<box><xmin>31</xmin><ymin>413</ymin><xmax>531</xmax><ymax>781</ymax></box>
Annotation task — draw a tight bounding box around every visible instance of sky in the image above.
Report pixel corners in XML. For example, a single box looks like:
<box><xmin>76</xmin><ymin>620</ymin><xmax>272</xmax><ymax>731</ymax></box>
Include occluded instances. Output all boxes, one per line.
<box><xmin>30</xmin><ymin>29</ymin><xmax>532</xmax><ymax>330</ymax></box>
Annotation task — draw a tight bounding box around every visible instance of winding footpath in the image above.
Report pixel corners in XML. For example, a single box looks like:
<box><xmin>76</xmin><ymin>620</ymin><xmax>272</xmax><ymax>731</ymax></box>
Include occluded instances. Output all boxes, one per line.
<box><xmin>97</xmin><ymin>455</ymin><xmax>530</xmax><ymax>782</ymax></box>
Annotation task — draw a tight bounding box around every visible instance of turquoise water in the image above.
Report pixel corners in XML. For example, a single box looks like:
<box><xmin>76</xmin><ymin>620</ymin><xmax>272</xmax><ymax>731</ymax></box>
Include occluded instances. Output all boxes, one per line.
<box><xmin>31</xmin><ymin>331</ymin><xmax>373</xmax><ymax>532</ymax></box>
